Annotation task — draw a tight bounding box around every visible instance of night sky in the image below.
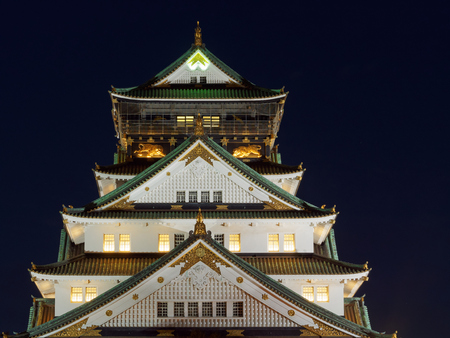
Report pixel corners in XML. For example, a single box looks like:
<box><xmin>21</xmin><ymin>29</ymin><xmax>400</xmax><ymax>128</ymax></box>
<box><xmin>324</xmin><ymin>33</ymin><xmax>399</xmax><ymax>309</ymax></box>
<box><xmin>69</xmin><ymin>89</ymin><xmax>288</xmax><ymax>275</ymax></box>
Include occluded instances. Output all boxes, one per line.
<box><xmin>1</xmin><ymin>3</ymin><xmax>449</xmax><ymax>337</ymax></box>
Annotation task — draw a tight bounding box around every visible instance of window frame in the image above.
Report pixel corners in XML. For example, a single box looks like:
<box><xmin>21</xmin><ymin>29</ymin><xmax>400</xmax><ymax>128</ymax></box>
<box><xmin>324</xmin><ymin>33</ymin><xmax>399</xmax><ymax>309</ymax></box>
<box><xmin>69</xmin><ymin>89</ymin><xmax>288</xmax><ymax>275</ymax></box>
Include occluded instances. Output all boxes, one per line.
<box><xmin>103</xmin><ymin>234</ymin><xmax>115</xmax><ymax>252</ymax></box>
<box><xmin>229</xmin><ymin>234</ymin><xmax>240</xmax><ymax>252</ymax></box>
<box><xmin>70</xmin><ymin>287</ymin><xmax>83</xmax><ymax>303</ymax></box>
<box><xmin>119</xmin><ymin>234</ymin><xmax>130</xmax><ymax>252</ymax></box>
<box><xmin>268</xmin><ymin>234</ymin><xmax>279</xmax><ymax>252</ymax></box>
<box><xmin>158</xmin><ymin>234</ymin><xmax>170</xmax><ymax>252</ymax></box>
<box><xmin>283</xmin><ymin>233</ymin><xmax>295</xmax><ymax>252</ymax></box>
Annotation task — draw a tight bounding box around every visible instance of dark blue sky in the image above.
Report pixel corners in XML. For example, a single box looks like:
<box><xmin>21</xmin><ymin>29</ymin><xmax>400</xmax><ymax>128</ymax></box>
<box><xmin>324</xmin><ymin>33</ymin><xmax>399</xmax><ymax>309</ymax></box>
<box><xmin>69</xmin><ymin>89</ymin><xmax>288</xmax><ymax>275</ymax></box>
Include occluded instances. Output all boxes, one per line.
<box><xmin>1</xmin><ymin>2</ymin><xmax>449</xmax><ymax>337</ymax></box>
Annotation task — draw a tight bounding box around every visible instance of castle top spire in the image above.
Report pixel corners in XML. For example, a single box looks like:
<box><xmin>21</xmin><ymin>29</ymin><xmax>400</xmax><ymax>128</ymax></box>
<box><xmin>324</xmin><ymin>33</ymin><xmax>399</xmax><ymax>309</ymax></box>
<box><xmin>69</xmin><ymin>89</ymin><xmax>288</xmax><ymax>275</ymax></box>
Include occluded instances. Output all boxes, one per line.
<box><xmin>194</xmin><ymin>21</ymin><xmax>202</xmax><ymax>46</ymax></box>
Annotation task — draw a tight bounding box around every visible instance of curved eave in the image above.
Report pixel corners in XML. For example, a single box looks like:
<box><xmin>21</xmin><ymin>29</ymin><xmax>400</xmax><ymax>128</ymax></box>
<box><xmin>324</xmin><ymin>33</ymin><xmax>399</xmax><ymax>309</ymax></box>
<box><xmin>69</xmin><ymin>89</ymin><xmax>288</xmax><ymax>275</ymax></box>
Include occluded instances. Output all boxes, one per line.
<box><xmin>110</xmin><ymin>91</ymin><xmax>287</xmax><ymax>102</ymax></box>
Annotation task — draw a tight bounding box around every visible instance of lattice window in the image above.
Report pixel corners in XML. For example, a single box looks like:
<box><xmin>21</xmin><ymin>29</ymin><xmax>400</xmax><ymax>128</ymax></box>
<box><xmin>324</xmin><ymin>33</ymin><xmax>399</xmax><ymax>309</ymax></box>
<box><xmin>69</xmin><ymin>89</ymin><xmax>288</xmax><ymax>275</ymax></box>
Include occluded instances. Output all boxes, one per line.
<box><xmin>201</xmin><ymin>191</ymin><xmax>210</xmax><ymax>203</ymax></box>
<box><xmin>268</xmin><ymin>234</ymin><xmax>279</xmax><ymax>252</ymax></box>
<box><xmin>157</xmin><ymin>302</ymin><xmax>168</xmax><ymax>317</ymax></box>
<box><xmin>177</xmin><ymin>116</ymin><xmax>194</xmax><ymax>128</ymax></box>
<box><xmin>200</xmin><ymin>76</ymin><xmax>207</xmax><ymax>84</ymax></box>
<box><xmin>70</xmin><ymin>287</ymin><xmax>83</xmax><ymax>303</ymax></box>
<box><xmin>202</xmin><ymin>302</ymin><xmax>213</xmax><ymax>317</ymax></box>
<box><xmin>176</xmin><ymin>191</ymin><xmax>186</xmax><ymax>203</ymax></box>
<box><xmin>302</xmin><ymin>286</ymin><xmax>314</xmax><ymax>302</ymax></box>
<box><xmin>317</xmin><ymin>286</ymin><xmax>329</xmax><ymax>302</ymax></box>
<box><xmin>203</xmin><ymin>116</ymin><xmax>219</xmax><ymax>128</ymax></box>
<box><xmin>188</xmin><ymin>302</ymin><xmax>198</xmax><ymax>317</ymax></box>
<box><xmin>189</xmin><ymin>191</ymin><xmax>198</xmax><ymax>203</ymax></box>
<box><xmin>174</xmin><ymin>234</ymin><xmax>185</xmax><ymax>247</ymax></box>
<box><xmin>85</xmin><ymin>287</ymin><xmax>97</xmax><ymax>302</ymax></box>
<box><xmin>284</xmin><ymin>234</ymin><xmax>295</xmax><ymax>252</ymax></box>
<box><xmin>233</xmin><ymin>302</ymin><xmax>243</xmax><ymax>317</ymax></box>
<box><xmin>213</xmin><ymin>191</ymin><xmax>223</xmax><ymax>203</ymax></box>
<box><xmin>190</xmin><ymin>77</ymin><xmax>197</xmax><ymax>84</ymax></box>
<box><xmin>229</xmin><ymin>234</ymin><xmax>240</xmax><ymax>252</ymax></box>
<box><xmin>158</xmin><ymin>234</ymin><xmax>170</xmax><ymax>252</ymax></box>
<box><xmin>103</xmin><ymin>234</ymin><xmax>114</xmax><ymax>252</ymax></box>
<box><xmin>174</xmin><ymin>302</ymin><xmax>184</xmax><ymax>317</ymax></box>
<box><xmin>216</xmin><ymin>302</ymin><xmax>226</xmax><ymax>317</ymax></box>
<box><xmin>119</xmin><ymin>234</ymin><xmax>130</xmax><ymax>252</ymax></box>
<box><xmin>214</xmin><ymin>234</ymin><xmax>224</xmax><ymax>246</ymax></box>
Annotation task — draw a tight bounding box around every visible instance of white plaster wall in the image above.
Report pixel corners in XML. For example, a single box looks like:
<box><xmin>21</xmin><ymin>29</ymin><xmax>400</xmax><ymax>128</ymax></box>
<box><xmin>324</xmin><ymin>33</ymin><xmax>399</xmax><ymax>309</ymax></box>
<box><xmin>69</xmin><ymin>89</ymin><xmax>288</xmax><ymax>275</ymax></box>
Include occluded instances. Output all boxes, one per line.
<box><xmin>84</xmin><ymin>220</ymin><xmax>314</xmax><ymax>253</ymax></box>
<box><xmin>281</xmin><ymin>279</ymin><xmax>344</xmax><ymax>316</ymax></box>
<box><xmin>54</xmin><ymin>280</ymin><xmax>119</xmax><ymax>316</ymax></box>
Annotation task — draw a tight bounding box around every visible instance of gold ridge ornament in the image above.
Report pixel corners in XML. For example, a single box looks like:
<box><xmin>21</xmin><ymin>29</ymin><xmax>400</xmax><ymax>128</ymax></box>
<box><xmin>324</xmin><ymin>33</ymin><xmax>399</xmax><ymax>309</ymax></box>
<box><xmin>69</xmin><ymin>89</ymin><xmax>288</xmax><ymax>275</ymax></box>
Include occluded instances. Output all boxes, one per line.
<box><xmin>232</xmin><ymin>144</ymin><xmax>262</xmax><ymax>158</ymax></box>
<box><xmin>134</xmin><ymin>144</ymin><xmax>165</xmax><ymax>158</ymax></box>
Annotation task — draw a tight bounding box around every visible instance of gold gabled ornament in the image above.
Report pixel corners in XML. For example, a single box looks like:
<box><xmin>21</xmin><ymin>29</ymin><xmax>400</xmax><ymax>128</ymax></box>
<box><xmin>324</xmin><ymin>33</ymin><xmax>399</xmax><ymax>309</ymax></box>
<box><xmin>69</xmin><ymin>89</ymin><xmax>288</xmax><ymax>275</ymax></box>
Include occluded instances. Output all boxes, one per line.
<box><xmin>194</xmin><ymin>208</ymin><xmax>207</xmax><ymax>235</ymax></box>
<box><xmin>194</xmin><ymin>21</ymin><xmax>202</xmax><ymax>46</ymax></box>
<box><xmin>194</xmin><ymin>113</ymin><xmax>204</xmax><ymax>136</ymax></box>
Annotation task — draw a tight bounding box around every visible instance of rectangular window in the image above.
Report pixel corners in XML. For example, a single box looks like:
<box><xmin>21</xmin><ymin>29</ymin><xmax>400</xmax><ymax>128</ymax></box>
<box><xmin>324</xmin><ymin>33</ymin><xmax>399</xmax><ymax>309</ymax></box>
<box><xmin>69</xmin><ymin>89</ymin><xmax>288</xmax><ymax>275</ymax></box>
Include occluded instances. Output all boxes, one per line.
<box><xmin>188</xmin><ymin>302</ymin><xmax>198</xmax><ymax>317</ymax></box>
<box><xmin>203</xmin><ymin>116</ymin><xmax>220</xmax><ymax>128</ymax></box>
<box><xmin>317</xmin><ymin>286</ymin><xmax>329</xmax><ymax>302</ymax></box>
<box><xmin>202</xmin><ymin>302</ymin><xmax>213</xmax><ymax>317</ymax></box>
<box><xmin>70</xmin><ymin>287</ymin><xmax>83</xmax><ymax>303</ymax></box>
<box><xmin>174</xmin><ymin>302</ymin><xmax>184</xmax><ymax>317</ymax></box>
<box><xmin>119</xmin><ymin>234</ymin><xmax>130</xmax><ymax>252</ymax></box>
<box><xmin>177</xmin><ymin>116</ymin><xmax>194</xmax><ymax>128</ymax></box>
<box><xmin>200</xmin><ymin>76</ymin><xmax>207</xmax><ymax>84</ymax></box>
<box><xmin>201</xmin><ymin>191</ymin><xmax>210</xmax><ymax>203</ymax></box>
<box><xmin>103</xmin><ymin>234</ymin><xmax>115</xmax><ymax>252</ymax></box>
<box><xmin>302</xmin><ymin>286</ymin><xmax>314</xmax><ymax>302</ymax></box>
<box><xmin>158</xmin><ymin>234</ymin><xmax>170</xmax><ymax>252</ymax></box>
<box><xmin>216</xmin><ymin>302</ymin><xmax>226</xmax><ymax>317</ymax></box>
<box><xmin>174</xmin><ymin>234</ymin><xmax>185</xmax><ymax>247</ymax></box>
<box><xmin>284</xmin><ymin>234</ymin><xmax>295</xmax><ymax>252</ymax></box>
<box><xmin>214</xmin><ymin>234</ymin><xmax>224</xmax><ymax>246</ymax></box>
<box><xmin>233</xmin><ymin>302</ymin><xmax>243</xmax><ymax>317</ymax></box>
<box><xmin>189</xmin><ymin>191</ymin><xmax>198</xmax><ymax>203</ymax></box>
<box><xmin>157</xmin><ymin>302</ymin><xmax>168</xmax><ymax>317</ymax></box>
<box><xmin>190</xmin><ymin>76</ymin><xmax>197</xmax><ymax>84</ymax></box>
<box><xmin>268</xmin><ymin>234</ymin><xmax>279</xmax><ymax>252</ymax></box>
<box><xmin>176</xmin><ymin>191</ymin><xmax>186</xmax><ymax>203</ymax></box>
<box><xmin>229</xmin><ymin>234</ymin><xmax>240</xmax><ymax>252</ymax></box>
<box><xmin>85</xmin><ymin>287</ymin><xmax>97</xmax><ymax>302</ymax></box>
<box><xmin>213</xmin><ymin>191</ymin><xmax>223</xmax><ymax>203</ymax></box>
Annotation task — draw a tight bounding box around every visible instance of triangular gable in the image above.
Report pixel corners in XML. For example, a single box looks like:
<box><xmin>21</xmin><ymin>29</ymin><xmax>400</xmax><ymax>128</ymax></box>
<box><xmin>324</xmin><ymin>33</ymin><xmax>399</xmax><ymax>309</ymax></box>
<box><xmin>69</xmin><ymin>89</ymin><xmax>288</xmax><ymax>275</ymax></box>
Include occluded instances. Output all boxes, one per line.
<box><xmin>83</xmin><ymin>136</ymin><xmax>331</xmax><ymax>213</ymax></box>
<box><xmin>28</xmin><ymin>234</ymin><xmax>379</xmax><ymax>338</ymax></box>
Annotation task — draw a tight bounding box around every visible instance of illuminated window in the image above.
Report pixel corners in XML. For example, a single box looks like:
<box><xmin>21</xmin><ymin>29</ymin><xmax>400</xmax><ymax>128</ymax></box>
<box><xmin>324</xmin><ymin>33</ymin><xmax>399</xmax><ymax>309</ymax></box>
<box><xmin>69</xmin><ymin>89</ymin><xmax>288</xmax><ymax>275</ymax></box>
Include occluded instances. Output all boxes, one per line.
<box><xmin>176</xmin><ymin>191</ymin><xmax>185</xmax><ymax>203</ymax></box>
<box><xmin>174</xmin><ymin>302</ymin><xmax>184</xmax><ymax>317</ymax></box>
<box><xmin>268</xmin><ymin>234</ymin><xmax>279</xmax><ymax>252</ymax></box>
<box><xmin>71</xmin><ymin>287</ymin><xmax>83</xmax><ymax>303</ymax></box>
<box><xmin>85</xmin><ymin>287</ymin><xmax>97</xmax><ymax>302</ymax></box>
<box><xmin>158</xmin><ymin>234</ymin><xmax>170</xmax><ymax>252</ymax></box>
<box><xmin>284</xmin><ymin>234</ymin><xmax>295</xmax><ymax>252</ymax></box>
<box><xmin>216</xmin><ymin>302</ymin><xmax>226</xmax><ymax>317</ymax></box>
<box><xmin>229</xmin><ymin>234</ymin><xmax>240</xmax><ymax>252</ymax></box>
<box><xmin>188</xmin><ymin>302</ymin><xmax>198</xmax><ymax>317</ymax></box>
<box><xmin>177</xmin><ymin>116</ymin><xmax>194</xmax><ymax>128</ymax></box>
<box><xmin>213</xmin><ymin>191</ymin><xmax>223</xmax><ymax>203</ymax></box>
<box><xmin>119</xmin><ymin>234</ymin><xmax>130</xmax><ymax>252</ymax></box>
<box><xmin>103</xmin><ymin>234</ymin><xmax>115</xmax><ymax>252</ymax></box>
<box><xmin>202</xmin><ymin>302</ymin><xmax>213</xmax><ymax>317</ymax></box>
<box><xmin>317</xmin><ymin>286</ymin><xmax>329</xmax><ymax>302</ymax></box>
<box><xmin>174</xmin><ymin>234</ymin><xmax>185</xmax><ymax>247</ymax></box>
<box><xmin>189</xmin><ymin>191</ymin><xmax>198</xmax><ymax>203</ymax></box>
<box><xmin>203</xmin><ymin>116</ymin><xmax>220</xmax><ymax>128</ymax></box>
<box><xmin>302</xmin><ymin>286</ymin><xmax>314</xmax><ymax>302</ymax></box>
<box><xmin>233</xmin><ymin>302</ymin><xmax>243</xmax><ymax>317</ymax></box>
<box><xmin>214</xmin><ymin>234</ymin><xmax>224</xmax><ymax>246</ymax></box>
<box><xmin>157</xmin><ymin>302</ymin><xmax>168</xmax><ymax>317</ymax></box>
<box><xmin>201</xmin><ymin>191</ymin><xmax>210</xmax><ymax>203</ymax></box>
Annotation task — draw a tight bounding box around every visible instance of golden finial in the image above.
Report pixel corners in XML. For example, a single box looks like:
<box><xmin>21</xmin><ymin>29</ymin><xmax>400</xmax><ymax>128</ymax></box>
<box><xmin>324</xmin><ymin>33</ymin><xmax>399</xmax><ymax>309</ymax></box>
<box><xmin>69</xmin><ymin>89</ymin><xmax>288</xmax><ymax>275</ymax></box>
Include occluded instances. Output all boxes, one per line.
<box><xmin>194</xmin><ymin>21</ymin><xmax>202</xmax><ymax>46</ymax></box>
<box><xmin>364</xmin><ymin>261</ymin><xmax>369</xmax><ymax>270</ymax></box>
<box><xmin>321</xmin><ymin>205</ymin><xmax>326</xmax><ymax>209</ymax></box>
<box><xmin>194</xmin><ymin>113</ymin><xmax>204</xmax><ymax>136</ymax></box>
<box><xmin>194</xmin><ymin>208</ymin><xmax>207</xmax><ymax>235</ymax></box>
<box><xmin>331</xmin><ymin>205</ymin><xmax>336</xmax><ymax>213</ymax></box>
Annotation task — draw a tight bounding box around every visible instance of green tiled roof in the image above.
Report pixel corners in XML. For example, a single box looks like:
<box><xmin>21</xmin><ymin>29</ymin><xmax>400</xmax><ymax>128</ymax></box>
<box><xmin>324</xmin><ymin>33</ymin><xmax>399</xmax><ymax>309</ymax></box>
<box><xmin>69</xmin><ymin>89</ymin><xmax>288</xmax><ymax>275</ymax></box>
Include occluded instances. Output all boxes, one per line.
<box><xmin>83</xmin><ymin>135</ymin><xmax>332</xmax><ymax>213</ymax></box>
<box><xmin>31</xmin><ymin>253</ymin><xmax>366</xmax><ymax>276</ymax></box>
<box><xmin>111</xmin><ymin>46</ymin><xmax>284</xmax><ymax>100</ymax></box>
<box><xmin>64</xmin><ymin>209</ymin><xmax>334</xmax><ymax>219</ymax></box>
<box><xmin>27</xmin><ymin>234</ymin><xmax>389</xmax><ymax>338</ymax></box>
<box><xmin>96</xmin><ymin>159</ymin><xmax>302</xmax><ymax>176</ymax></box>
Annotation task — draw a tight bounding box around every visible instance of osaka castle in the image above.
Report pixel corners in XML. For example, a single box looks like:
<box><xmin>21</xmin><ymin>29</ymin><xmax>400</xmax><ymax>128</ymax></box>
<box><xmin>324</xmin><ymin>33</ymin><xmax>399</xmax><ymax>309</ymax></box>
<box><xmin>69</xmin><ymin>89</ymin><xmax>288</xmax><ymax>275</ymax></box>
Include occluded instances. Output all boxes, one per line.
<box><xmin>11</xmin><ymin>23</ymin><xmax>395</xmax><ymax>338</ymax></box>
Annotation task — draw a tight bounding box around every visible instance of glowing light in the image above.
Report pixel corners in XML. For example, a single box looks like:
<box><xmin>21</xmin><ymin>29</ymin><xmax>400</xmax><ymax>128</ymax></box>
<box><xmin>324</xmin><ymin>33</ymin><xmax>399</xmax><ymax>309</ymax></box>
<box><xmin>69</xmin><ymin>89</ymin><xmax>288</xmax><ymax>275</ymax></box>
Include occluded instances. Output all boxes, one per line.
<box><xmin>187</xmin><ymin>51</ymin><xmax>210</xmax><ymax>71</ymax></box>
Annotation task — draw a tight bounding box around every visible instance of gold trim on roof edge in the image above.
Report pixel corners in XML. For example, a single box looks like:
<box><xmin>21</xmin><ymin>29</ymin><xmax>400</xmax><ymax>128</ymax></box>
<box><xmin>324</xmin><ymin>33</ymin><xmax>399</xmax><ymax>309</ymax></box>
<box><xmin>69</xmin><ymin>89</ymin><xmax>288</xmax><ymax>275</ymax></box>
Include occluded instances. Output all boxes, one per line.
<box><xmin>49</xmin><ymin>318</ymin><xmax>101</xmax><ymax>337</ymax></box>
<box><xmin>105</xmin><ymin>197</ymin><xmax>135</xmax><ymax>211</ymax></box>
<box><xmin>169</xmin><ymin>243</ymin><xmax>230</xmax><ymax>275</ymax></box>
<box><xmin>301</xmin><ymin>319</ymin><xmax>354</xmax><ymax>337</ymax></box>
<box><xmin>180</xmin><ymin>143</ymin><xmax>219</xmax><ymax>166</ymax></box>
